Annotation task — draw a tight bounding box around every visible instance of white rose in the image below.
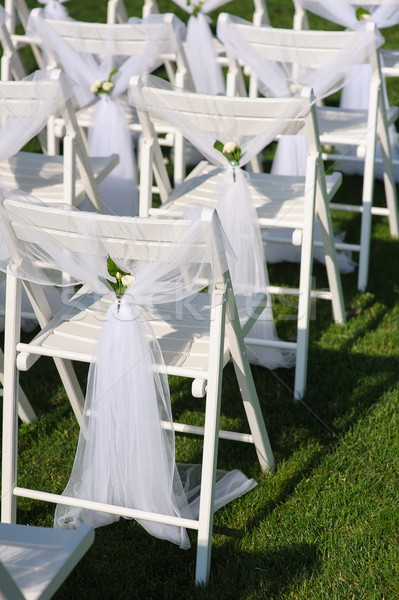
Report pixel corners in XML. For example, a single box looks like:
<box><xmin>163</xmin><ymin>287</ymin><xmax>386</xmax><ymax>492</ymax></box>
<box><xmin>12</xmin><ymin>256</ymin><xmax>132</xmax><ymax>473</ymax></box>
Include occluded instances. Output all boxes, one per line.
<box><xmin>90</xmin><ymin>80</ymin><xmax>102</xmax><ymax>94</ymax></box>
<box><xmin>102</xmin><ymin>81</ymin><xmax>114</xmax><ymax>93</ymax></box>
<box><xmin>121</xmin><ymin>274</ymin><xmax>135</xmax><ymax>287</ymax></box>
<box><xmin>223</xmin><ymin>142</ymin><xmax>238</xmax><ymax>154</ymax></box>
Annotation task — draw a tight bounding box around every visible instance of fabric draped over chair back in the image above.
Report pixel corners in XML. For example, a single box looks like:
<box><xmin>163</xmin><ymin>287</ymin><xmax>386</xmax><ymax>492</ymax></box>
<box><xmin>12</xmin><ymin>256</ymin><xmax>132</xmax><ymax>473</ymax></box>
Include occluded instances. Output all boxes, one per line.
<box><xmin>294</xmin><ymin>0</ymin><xmax>399</xmax><ymax>179</ymax></box>
<box><xmin>27</xmin><ymin>11</ymin><xmax>186</xmax><ymax>216</ymax></box>
<box><xmin>170</xmin><ymin>0</ymin><xmax>229</xmax><ymax>94</ymax></box>
<box><xmin>0</xmin><ymin>69</ymin><xmax>72</xmax><ymax>163</ymax></box>
<box><xmin>38</xmin><ymin>0</ymin><xmax>71</xmax><ymax>21</ymax></box>
<box><xmin>217</xmin><ymin>13</ymin><xmax>381</xmax><ymax>176</ymax></box>
<box><xmin>0</xmin><ymin>188</ymin><xmax>257</xmax><ymax>547</ymax></box>
<box><xmin>130</xmin><ymin>74</ymin><xmax>314</xmax><ymax>368</ymax></box>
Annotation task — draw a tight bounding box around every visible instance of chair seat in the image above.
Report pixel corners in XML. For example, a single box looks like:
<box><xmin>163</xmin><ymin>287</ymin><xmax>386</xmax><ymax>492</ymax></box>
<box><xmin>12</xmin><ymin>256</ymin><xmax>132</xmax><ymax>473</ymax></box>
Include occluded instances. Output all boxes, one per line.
<box><xmin>150</xmin><ymin>161</ymin><xmax>342</xmax><ymax>229</ymax></box>
<box><xmin>0</xmin><ymin>522</ymin><xmax>94</xmax><ymax>600</ymax></box>
<box><xmin>381</xmin><ymin>49</ymin><xmax>399</xmax><ymax>76</ymax></box>
<box><xmin>0</xmin><ymin>152</ymin><xmax>119</xmax><ymax>205</ymax></box>
<box><xmin>316</xmin><ymin>105</ymin><xmax>399</xmax><ymax>147</ymax></box>
<box><xmin>16</xmin><ymin>290</ymin><xmax>266</xmax><ymax>381</ymax></box>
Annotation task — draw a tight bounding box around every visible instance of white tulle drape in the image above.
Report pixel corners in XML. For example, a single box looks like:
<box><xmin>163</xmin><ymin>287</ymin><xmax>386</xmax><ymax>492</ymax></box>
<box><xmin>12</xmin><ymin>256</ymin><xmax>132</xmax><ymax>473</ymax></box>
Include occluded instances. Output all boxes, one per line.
<box><xmin>38</xmin><ymin>0</ymin><xmax>71</xmax><ymax>21</ymax></box>
<box><xmin>27</xmin><ymin>11</ymin><xmax>186</xmax><ymax>216</ymax></box>
<box><xmin>170</xmin><ymin>0</ymin><xmax>229</xmax><ymax>94</ymax></box>
<box><xmin>129</xmin><ymin>75</ymin><xmax>312</xmax><ymax>368</ymax></box>
<box><xmin>0</xmin><ymin>190</ymin><xmax>257</xmax><ymax>547</ymax></box>
<box><xmin>217</xmin><ymin>13</ymin><xmax>379</xmax><ymax>270</ymax></box>
<box><xmin>294</xmin><ymin>0</ymin><xmax>399</xmax><ymax>180</ymax></box>
<box><xmin>217</xmin><ymin>13</ymin><xmax>382</xmax><ymax>168</ymax></box>
<box><xmin>0</xmin><ymin>69</ymin><xmax>73</xmax><ymax>330</ymax></box>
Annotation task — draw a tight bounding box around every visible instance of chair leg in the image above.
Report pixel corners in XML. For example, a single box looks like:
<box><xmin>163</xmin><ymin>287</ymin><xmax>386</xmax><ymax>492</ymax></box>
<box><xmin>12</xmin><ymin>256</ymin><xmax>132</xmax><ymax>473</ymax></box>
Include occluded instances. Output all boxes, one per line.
<box><xmin>293</xmin><ymin>157</ymin><xmax>318</xmax><ymax>400</ymax></box>
<box><xmin>226</xmin><ymin>290</ymin><xmax>275</xmax><ymax>472</ymax></box>
<box><xmin>357</xmin><ymin>81</ymin><xmax>379</xmax><ymax>292</ymax></box>
<box><xmin>377</xmin><ymin>108</ymin><xmax>399</xmax><ymax>239</ymax></box>
<box><xmin>195</xmin><ymin>290</ymin><xmax>226</xmax><ymax>585</ymax></box>
<box><xmin>316</xmin><ymin>167</ymin><xmax>346</xmax><ymax>325</ymax></box>
<box><xmin>52</xmin><ymin>358</ymin><xmax>85</xmax><ymax>424</ymax></box>
<box><xmin>22</xmin><ymin>281</ymin><xmax>85</xmax><ymax>424</ymax></box>
<box><xmin>0</xmin><ymin>349</ymin><xmax>36</xmax><ymax>424</ymax></box>
<box><xmin>1</xmin><ymin>273</ymin><xmax>21</xmax><ymax>524</ymax></box>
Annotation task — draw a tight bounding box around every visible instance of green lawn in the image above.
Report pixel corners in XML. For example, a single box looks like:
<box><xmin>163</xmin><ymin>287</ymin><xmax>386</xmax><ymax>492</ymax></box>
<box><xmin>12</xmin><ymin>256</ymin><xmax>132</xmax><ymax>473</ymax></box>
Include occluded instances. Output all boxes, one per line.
<box><xmin>2</xmin><ymin>1</ymin><xmax>399</xmax><ymax>598</ymax></box>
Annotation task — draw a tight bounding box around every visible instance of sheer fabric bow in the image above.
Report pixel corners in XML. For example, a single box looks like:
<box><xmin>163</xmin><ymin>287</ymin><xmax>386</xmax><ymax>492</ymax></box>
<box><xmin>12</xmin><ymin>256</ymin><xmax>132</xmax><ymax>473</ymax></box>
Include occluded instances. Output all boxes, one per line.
<box><xmin>38</xmin><ymin>0</ymin><xmax>70</xmax><ymax>21</ymax></box>
<box><xmin>27</xmin><ymin>11</ymin><xmax>185</xmax><ymax>216</ymax></box>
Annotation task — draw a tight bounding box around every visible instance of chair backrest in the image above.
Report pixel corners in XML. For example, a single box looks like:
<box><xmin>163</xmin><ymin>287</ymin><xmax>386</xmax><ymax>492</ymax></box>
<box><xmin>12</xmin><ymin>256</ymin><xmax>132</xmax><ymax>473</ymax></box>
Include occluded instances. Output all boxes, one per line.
<box><xmin>0</xmin><ymin>70</ymin><xmax>69</xmax><ymax>157</ymax></box>
<box><xmin>0</xmin><ymin>197</ymin><xmax>228</xmax><ymax>288</ymax></box>
<box><xmin>218</xmin><ymin>14</ymin><xmax>381</xmax><ymax>99</ymax></box>
<box><xmin>130</xmin><ymin>75</ymin><xmax>327</xmax><ymax>214</ymax></box>
<box><xmin>222</xmin><ymin>15</ymin><xmax>377</xmax><ymax>69</ymax></box>
<box><xmin>0</xmin><ymin>70</ymin><xmax>107</xmax><ymax>212</ymax></box>
<box><xmin>30</xmin><ymin>9</ymin><xmax>192</xmax><ymax>90</ymax></box>
<box><xmin>108</xmin><ymin>0</ymin><xmax>270</xmax><ymax>26</ymax></box>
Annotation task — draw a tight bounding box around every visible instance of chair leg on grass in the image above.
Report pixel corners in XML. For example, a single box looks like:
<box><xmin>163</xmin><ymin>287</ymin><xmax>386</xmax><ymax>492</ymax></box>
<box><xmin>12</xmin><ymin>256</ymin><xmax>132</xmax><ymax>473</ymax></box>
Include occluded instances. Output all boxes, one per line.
<box><xmin>195</xmin><ymin>289</ymin><xmax>226</xmax><ymax>585</ymax></box>
<box><xmin>226</xmin><ymin>289</ymin><xmax>275</xmax><ymax>472</ymax></box>
<box><xmin>1</xmin><ymin>272</ymin><xmax>21</xmax><ymax>524</ymax></box>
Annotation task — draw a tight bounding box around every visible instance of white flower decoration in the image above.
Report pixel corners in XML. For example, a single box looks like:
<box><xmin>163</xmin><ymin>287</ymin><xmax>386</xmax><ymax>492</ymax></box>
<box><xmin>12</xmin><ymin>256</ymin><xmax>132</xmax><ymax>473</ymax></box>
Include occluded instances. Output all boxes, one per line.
<box><xmin>102</xmin><ymin>81</ymin><xmax>114</xmax><ymax>93</ymax></box>
<box><xmin>121</xmin><ymin>274</ymin><xmax>135</xmax><ymax>288</ymax></box>
<box><xmin>90</xmin><ymin>80</ymin><xmax>102</xmax><ymax>94</ymax></box>
<box><xmin>223</xmin><ymin>142</ymin><xmax>238</xmax><ymax>154</ymax></box>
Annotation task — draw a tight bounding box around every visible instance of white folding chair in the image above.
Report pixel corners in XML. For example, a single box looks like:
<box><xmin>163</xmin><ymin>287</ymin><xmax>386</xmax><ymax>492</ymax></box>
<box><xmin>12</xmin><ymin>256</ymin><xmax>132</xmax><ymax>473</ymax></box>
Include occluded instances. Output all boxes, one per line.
<box><xmin>219</xmin><ymin>14</ymin><xmax>399</xmax><ymax>292</ymax></box>
<box><xmin>0</xmin><ymin>6</ymin><xmax>28</xmax><ymax>81</ymax></box>
<box><xmin>131</xmin><ymin>75</ymin><xmax>346</xmax><ymax>400</ymax></box>
<box><xmin>0</xmin><ymin>71</ymin><xmax>118</xmax><ymax>212</ymax></box>
<box><xmin>291</xmin><ymin>0</ymin><xmax>399</xmax><ymax>176</ymax></box>
<box><xmin>0</xmin><ymin>70</ymin><xmax>119</xmax><ymax>422</ymax></box>
<box><xmin>0</xmin><ymin>196</ymin><xmax>274</xmax><ymax>585</ymax></box>
<box><xmin>0</xmin><ymin>522</ymin><xmax>94</xmax><ymax>600</ymax></box>
<box><xmin>2</xmin><ymin>0</ymin><xmax>46</xmax><ymax>72</ymax></box>
<box><xmin>26</xmin><ymin>10</ymin><xmax>194</xmax><ymax>212</ymax></box>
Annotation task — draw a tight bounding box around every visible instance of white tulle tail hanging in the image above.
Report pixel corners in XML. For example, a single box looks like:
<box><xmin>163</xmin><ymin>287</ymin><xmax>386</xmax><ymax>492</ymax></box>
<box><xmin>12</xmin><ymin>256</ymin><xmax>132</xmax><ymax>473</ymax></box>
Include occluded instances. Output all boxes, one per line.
<box><xmin>170</xmin><ymin>0</ymin><xmax>229</xmax><ymax>94</ymax></box>
<box><xmin>0</xmin><ymin>190</ymin><xmax>257</xmax><ymax>547</ymax></box>
<box><xmin>27</xmin><ymin>10</ymin><xmax>186</xmax><ymax>216</ymax></box>
<box><xmin>129</xmin><ymin>74</ymin><xmax>315</xmax><ymax>369</ymax></box>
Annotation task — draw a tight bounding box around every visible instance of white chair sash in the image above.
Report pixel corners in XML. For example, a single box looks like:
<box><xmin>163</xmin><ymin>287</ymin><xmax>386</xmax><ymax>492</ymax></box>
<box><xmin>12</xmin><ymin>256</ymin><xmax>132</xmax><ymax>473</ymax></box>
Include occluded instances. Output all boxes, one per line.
<box><xmin>217</xmin><ymin>13</ymin><xmax>379</xmax><ymax>269</ymax></box>
<box><xmin>130</xmin><ymin>75</ymin><xmax>313</xmax><ymax>368</ymax></box>
<box><xmin>0</xmin><ymin>189</ymin><xmax>256</xmax><ymax>546</ymax></box>
<box><xmin>27</xmin><ymin>11</ymin><xmax>186</xmax><ymax>216</ymax></box>
<box><xmin>0</xmin><ymin>69</ymin><xmax>73</xmax><ymax>329</ymax></box>
<box><xmin>38</xmin><ymin>0</ymin><xmax>71</xmax><ymax>21</ymax></box>
<box><xmin>170</xmin><ymin>0</ymin><xmax>229</xmax><ymax>94</ymax></box>
<box><xmin>294</xmin><ymin>0</ymin><xmax>399</xmax><ymax>178</ymax></box>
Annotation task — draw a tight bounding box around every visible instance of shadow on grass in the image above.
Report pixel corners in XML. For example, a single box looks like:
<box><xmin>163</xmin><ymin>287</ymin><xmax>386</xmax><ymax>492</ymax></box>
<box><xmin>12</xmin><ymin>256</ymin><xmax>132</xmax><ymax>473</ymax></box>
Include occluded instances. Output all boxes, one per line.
<box><xmin>52</xmin><ymin>514</ymin><xmax>319</xmax><ymax>600</ymax></box>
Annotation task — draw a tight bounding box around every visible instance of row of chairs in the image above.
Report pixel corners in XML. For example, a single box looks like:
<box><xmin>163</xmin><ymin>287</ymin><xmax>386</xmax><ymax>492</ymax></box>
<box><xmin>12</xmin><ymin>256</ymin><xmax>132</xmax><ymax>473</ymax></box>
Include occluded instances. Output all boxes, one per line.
<box><xmin>0</xmin><ymin>0</ymin><xmax>398</xmax><ymax>592</ymax></box>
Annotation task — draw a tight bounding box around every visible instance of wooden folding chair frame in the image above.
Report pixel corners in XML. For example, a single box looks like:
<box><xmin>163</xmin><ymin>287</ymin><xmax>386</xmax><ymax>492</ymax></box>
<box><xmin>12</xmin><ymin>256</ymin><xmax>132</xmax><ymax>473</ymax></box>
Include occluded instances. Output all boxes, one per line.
<box><xmin>132</xmin><ymin>77</ymin><xmax>346</xmax><ymax>399</ymax></box>
<box><xmin>222</xmin><ymin>15</ymin><xmax>399</xmax><ymax>291</ymax></box>
<box><xmin>0</xmin><ymin>203</ymin><xmax>274</xmax><ymax>585</ymax></box>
